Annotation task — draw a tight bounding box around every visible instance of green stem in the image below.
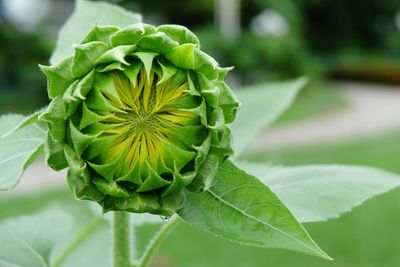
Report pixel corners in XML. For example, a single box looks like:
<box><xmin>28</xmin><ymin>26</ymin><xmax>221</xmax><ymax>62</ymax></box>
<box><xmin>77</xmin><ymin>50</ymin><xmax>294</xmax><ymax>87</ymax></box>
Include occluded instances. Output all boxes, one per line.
<box><xmin>113</xmin><ymin>211</ymin><xmax>131</xmax><ymax>267</ymax></box>
<box><xmin>136</xmin><ymin>215</ymin><xmax>181</xmax><ymax>267</ymax></box>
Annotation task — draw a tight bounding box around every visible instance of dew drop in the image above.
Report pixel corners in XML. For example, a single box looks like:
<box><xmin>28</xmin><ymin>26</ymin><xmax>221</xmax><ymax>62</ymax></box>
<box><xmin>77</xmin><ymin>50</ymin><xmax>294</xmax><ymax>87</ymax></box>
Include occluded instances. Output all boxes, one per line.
<box><xmin>160</xmin><ymin>216</ymin><xmax>170</xmax><ymax>222</ymax></box>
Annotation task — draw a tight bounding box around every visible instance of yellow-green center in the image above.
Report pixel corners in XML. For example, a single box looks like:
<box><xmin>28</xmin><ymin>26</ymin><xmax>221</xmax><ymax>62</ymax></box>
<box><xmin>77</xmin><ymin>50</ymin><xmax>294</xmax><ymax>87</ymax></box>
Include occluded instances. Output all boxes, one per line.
<box><xmin>85</xmin><ymin>65</ymin><xmax>206</xmax><ymax>181</ymax></box>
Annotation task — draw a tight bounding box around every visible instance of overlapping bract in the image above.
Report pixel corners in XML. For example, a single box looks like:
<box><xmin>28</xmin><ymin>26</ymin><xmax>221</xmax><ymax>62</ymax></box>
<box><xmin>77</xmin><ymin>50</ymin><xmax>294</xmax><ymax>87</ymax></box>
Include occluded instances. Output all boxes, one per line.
<box><xmin>39</xmin><ymin>23</ymin><xmax>240</xmax><ymax>215</ymax></box>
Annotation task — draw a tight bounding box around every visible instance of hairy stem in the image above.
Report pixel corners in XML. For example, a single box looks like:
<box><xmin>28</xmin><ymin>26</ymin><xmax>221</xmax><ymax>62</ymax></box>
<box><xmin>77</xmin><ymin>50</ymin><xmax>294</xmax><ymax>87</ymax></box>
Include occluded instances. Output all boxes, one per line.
<box><xmin>113</xmin><ymin>211</ymin><xmax>131</xmax><ymax>267</ymax></box>
<box><xmin>136</xmin><ymin>215</ymin><xmax>181</xmax><ymax>267</ymax></box>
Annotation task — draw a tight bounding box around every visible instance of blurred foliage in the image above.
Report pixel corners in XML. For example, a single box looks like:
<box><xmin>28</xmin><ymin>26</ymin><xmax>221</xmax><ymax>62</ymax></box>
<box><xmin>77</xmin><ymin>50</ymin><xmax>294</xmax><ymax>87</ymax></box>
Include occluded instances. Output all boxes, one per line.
<box><xmin>118</xmin><ymin>0</ymin><xmax>214</xmax><ymax>27</ymax></box>
<box><xmin>0</xmin><ymin>0</ymin><xmax>399</xmax><ymax>114</ymax></box>
<box><xmin>0</xmin><ymin>21</ymin><xmax>51</xmax><ymax>114</ymax></box>
<box><xmin>196</xmin><ymin>27</ymin><xmax>328</xmax><ymax>83</ymax></box>
<box><xmin>296</xmin><ymin>0</ymin><xmax>400</xmax><ymax>52</ymax></box>
<box><xmin>332</xmin><ymin>51</ymin><xmax>400</xmax><ymax>83</ymax></box>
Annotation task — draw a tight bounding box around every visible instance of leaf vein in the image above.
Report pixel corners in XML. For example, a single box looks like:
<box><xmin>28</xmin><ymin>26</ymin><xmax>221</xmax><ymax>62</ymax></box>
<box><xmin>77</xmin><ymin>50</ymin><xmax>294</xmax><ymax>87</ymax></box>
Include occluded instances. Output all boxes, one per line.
<box><xmin>0</xmin><ymin>150</ymin><xmax>36</xmax><ymax>165</ymax></box>
<box><xmin>206</xmin><ymin>188</ymin><xmax>322</xmax><ymax>256</ymax></box>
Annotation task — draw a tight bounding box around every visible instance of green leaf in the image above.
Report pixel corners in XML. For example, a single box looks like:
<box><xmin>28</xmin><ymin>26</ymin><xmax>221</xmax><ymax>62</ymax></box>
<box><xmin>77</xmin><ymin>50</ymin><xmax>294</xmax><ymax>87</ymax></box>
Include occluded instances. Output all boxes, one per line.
<box><xmin>83</xmin><ymin>211</ymin><xmax>165</xmax><ymax>267</ymax></box>
<box><xmin>0</xmin><ymin>114</ymin><xmax>26</xmax><ymax>137</ymax></box>
<box><xmin>236</xmin><ymin>161</ymin><xmax>400</xmax><ymax>223</ymax></box>
<box><xmin>0</xmin><ymin>108</ymin><xmax>45</xmax><ymax>138</ymax></box>
<box><xmin>164</xmin><ymin>43</ymin><xmax>196</xmax><ymax>69</ymax></box>
<box><xmin>0</xmin><ymin>114</ymin><xmax>46</xmax><ymax>191</ymax></box>
<box><xmin>0</xmin><ymin>201</ymin><xmax>111</xmax><ymax>267</ymax></box>
<box><xmin>178</xmin><ymin>160</ymin><xmax>331</xmax><ymax>259</ymax></box>
<box><xmin>232</xmin><ymin>77</ymin><xmax>308</xmax><ymax>156</ymax></box>
<box><xmin>50</xmin><ymin>0</ymin><xmax>142</xmax><ymax>64</ymax></box>
<box><xmin>62</xmin><ymin>203</ymin><xmax>159</xmax><ymax>266</ymax></box>
<box><xmin>50</xmin><ymin>217</ymin><xmax>110</xmax><ymax>267</ymax></box>
<box><xmin>0</xmin><ymin>208</ymin><xmax>73</xmax><ymax>267</ymax></box>
<box><xmin>156</xmin><ymin>24</ymin><xmax>199</xmax><ymax>45</ymax></box>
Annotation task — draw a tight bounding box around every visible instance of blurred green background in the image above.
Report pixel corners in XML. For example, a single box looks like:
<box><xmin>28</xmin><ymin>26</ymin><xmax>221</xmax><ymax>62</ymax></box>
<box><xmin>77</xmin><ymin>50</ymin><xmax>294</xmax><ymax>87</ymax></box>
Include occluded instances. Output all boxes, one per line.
<box><xmin>0</xmin><ymin>0</ymin><xmax>399</xmax><ymax>114</ymax></box>
<box><xmin>1</xmin><ymin>0</ymin><xmax>400</xmax><ymax>266</ymax></box>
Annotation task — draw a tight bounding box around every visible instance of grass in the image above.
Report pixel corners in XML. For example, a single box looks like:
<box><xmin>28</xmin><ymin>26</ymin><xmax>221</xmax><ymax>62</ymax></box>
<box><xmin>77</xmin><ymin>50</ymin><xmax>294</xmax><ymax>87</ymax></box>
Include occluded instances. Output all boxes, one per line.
<box><xmin>275</xmin><ymin>79</ymin><xmax>348</xmax><ymax>125</ymax></box>
<box><xmin>246</xmin><ymin>130</ymin><xmax>400</xmax><ymax>174</ymax></box>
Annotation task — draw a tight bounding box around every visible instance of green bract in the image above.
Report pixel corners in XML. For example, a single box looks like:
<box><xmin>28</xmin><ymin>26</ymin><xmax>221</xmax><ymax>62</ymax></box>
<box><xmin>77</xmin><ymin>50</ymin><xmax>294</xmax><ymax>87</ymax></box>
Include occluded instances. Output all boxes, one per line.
<box><xmin>39</xmin><ymin>23</ymin><xmax>240</xmax><ymax>216</ymax></box>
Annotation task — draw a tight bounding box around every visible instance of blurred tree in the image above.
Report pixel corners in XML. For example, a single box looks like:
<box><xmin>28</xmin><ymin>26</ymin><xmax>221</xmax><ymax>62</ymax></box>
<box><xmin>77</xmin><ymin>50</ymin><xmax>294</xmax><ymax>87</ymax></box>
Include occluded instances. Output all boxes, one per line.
<box><xmin>119</xmin><ymin>0</ymin><xmax>214</xmax><ymax>26</ymax></box>
<box><xmin>298</xmin><ymin>0</ymin><xmax>400</xmax><ymax>52</ymax></box>
<box><xmin>260</xmin><ymin>0</ymin><xmax>400</xmax><ymax>78</ymax></box>
<box><xmin>0</xmin><ymin>21</ymin><xmax>51</xmax><ymax>113</ymax></box>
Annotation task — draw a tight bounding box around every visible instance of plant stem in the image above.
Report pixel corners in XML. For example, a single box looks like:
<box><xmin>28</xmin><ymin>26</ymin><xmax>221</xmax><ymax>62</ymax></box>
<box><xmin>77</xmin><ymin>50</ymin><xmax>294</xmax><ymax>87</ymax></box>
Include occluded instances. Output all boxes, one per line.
<box><xmin>136</xmin><ymin>215</ymin><xmax>181</xmax><ymax>267</ymax></box>
<box><xmin>113</xmin><ymin>211</ymin><xmax>131</xmax><ymax>267</ymax></box>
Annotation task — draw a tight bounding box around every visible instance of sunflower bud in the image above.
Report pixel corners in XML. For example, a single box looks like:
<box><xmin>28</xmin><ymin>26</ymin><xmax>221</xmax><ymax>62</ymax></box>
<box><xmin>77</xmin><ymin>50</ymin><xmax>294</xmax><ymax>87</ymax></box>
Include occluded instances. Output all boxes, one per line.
<box><xmin>39</xmin><ymin>23</ymin><xmax>239</xmax><ymax>215</ymax></box>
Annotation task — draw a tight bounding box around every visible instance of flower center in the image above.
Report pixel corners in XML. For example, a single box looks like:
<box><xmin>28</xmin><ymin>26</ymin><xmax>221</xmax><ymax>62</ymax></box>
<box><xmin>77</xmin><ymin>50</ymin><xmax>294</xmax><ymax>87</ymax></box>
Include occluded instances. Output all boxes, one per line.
<box><xmin>86</xmin><ymin>64</ymin><xmax>205</xmax><ymax>180</ymax></box>
<box><xmin>123</xmin><ymin>109</ymin><xmax>159</xmax><ymax>135</ymax></box>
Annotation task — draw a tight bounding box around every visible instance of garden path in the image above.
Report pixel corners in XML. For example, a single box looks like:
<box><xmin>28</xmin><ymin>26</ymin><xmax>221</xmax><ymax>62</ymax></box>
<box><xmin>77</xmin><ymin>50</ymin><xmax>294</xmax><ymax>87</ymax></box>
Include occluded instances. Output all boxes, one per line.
<box><xmin>251</xmin><ymin>82</ymin><xmax>400</xmax><ymax>151</ymax></box>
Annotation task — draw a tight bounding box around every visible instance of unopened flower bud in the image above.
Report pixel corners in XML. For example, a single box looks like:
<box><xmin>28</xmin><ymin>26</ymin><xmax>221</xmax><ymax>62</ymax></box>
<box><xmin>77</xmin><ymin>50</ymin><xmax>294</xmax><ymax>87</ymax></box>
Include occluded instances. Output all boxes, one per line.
<box><xmin>39</xmin><ymin>23</ymin><xmax>239</xmax><ymax>215</ymax></box>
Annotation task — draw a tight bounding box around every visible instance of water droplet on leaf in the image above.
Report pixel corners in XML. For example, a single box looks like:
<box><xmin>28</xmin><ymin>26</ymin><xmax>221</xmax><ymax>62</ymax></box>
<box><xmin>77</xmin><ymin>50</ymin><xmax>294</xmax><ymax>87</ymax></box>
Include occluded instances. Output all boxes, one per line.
<box><xmin>160</xmin><ymin>216</ymin><xmax>170</xmax><ymax>222</ymax></box>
